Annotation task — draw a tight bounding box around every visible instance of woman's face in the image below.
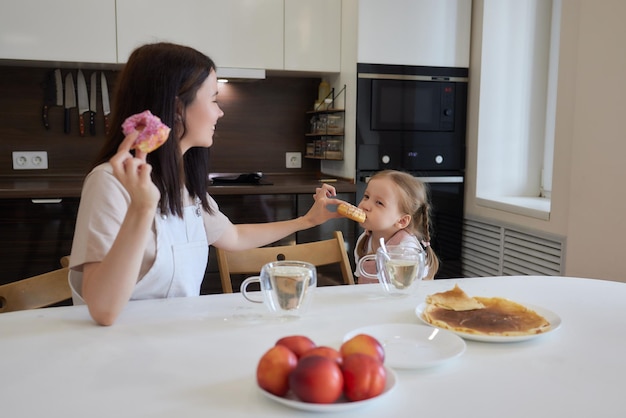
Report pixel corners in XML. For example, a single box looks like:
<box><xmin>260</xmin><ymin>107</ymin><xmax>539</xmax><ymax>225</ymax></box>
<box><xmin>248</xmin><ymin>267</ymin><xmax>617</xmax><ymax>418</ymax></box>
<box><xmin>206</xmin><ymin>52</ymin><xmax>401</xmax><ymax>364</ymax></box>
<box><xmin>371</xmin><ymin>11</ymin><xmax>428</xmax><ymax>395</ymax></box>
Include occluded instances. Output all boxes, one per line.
<box><xmin>179</xmin><ymin>69</ymin><xmax>224</xmax><ymax>154</ymax></box>
<box><xmin>358</xmin><ymin>177</ymin><xmax>408</xmax><ymax>235</ymax></box>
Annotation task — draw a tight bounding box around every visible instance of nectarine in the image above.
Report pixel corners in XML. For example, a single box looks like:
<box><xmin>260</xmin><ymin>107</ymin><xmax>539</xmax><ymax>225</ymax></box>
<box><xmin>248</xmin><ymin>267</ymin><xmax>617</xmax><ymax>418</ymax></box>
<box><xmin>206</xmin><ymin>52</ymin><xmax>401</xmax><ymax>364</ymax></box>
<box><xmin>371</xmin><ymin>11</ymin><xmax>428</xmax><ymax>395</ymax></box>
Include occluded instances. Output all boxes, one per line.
<box><xmin>300</xmin><ymin>346</ymin><xmax>343</xmax><ymax>365</ymax></box>
<box><xmin>256</xmin><ymin>345</ymin><xmax>298</xmax><ymax>396</ymax></box>
<box><xmin>342</xmin><ymin>353</ymin><xmax>387</xmax><ymax>401</ymax></box>
<box><xmin>289</xmin><ymin>356</ymin><xmax>344</xmax><ymax>404</ymax></box>
<box><xmin>275</xmin><ymin>335</ymin><xmax>316</xmax><ymax>358</ymax></box>
<box><xmin>340</xmin><ymin>333</ymin><xmax>385</xmax><ymax>364</ymax></box>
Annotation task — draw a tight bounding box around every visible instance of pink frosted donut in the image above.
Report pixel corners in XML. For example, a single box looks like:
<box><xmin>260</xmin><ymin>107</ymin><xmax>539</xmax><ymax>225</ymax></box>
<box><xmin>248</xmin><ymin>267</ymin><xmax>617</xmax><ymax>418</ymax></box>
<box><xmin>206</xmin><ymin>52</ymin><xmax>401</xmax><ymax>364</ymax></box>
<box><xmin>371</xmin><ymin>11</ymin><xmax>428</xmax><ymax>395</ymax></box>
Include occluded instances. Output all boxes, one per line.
<box><xmin>122</xmin><ymin>110</ymin><xmax>171</xmax><ymax>153</ymax></box>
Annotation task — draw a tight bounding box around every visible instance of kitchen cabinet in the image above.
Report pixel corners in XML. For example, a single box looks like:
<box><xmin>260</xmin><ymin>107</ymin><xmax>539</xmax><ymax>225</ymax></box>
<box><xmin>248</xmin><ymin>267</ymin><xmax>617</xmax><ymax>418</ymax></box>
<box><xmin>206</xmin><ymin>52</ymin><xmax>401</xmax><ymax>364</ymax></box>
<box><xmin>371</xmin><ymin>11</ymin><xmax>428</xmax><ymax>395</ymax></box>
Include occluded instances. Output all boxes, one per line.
<box><xmin>0</xmin><ymin>198</ymin><xmax>78</xmax><ymax>287</ymax></box>
<box><xmin>1</xmin><ymin>0</ymin><xmax>341</xmax><ymax>72</ymax></box>
<box><xmin>284</xmin><ymin>0</ymin><xmax>341</xmax><ymax>72</ymax></box>
<box><xmin>0</xmin><ymin>0</ymin><xmax>117</xmax><ymax>63</ymax></box>
<box><xmin>116</xmin><ymin>0</ymin><xmax>284</xmax><ymax>69</ymax></box>
<box><xmin>358</xmin><ymin>0</ymin><xmax>472</xmax><ymax>67</ymax></box>
<box><xmin>118</xmin><ymin>0</ymin><xmax>340</xmax><ymax>72</ymax></box>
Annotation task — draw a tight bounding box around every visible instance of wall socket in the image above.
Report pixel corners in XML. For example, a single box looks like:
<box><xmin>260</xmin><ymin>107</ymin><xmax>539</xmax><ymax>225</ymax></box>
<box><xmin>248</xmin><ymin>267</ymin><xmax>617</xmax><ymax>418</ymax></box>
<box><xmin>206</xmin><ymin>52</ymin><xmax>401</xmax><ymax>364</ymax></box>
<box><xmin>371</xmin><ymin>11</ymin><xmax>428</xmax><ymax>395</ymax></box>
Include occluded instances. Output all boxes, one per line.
<box><xmin>12</xmin><ymin>151</ymin><xmax>48</xmax><ymax>170</ymax></box>
<box><xmin>286</xmin><ymin>152</ymin><xmax>302</xmax><ymax>168</ymax></box>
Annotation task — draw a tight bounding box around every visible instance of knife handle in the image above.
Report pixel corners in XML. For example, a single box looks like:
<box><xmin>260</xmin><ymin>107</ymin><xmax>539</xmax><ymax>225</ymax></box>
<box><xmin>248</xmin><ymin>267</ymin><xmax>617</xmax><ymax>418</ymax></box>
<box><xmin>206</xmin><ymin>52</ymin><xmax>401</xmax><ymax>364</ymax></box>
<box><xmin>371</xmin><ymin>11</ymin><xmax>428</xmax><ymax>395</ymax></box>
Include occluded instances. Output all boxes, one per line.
<box><xmin>43</xmin><ymin>105</ymin><xmax>50</xmax><ymax>130</ymax></box>
<box><xmin>79</xmin><ymin>113</ymin><xmax>85</xmax><ymax>136</ymax></box>
<box><xmin>64</xmin><ymin>109</ymin><xmax>71</xmax><ymax>134</ymax></box>
<box><xmin>89</xmin><ymin>111</ymin><xmax>96</xmax><ymax>136</ymax></box>
<box><xmin>104</xmin><ymin>115</ymin><xmax>110</xmax><ymax>136</ymax></box>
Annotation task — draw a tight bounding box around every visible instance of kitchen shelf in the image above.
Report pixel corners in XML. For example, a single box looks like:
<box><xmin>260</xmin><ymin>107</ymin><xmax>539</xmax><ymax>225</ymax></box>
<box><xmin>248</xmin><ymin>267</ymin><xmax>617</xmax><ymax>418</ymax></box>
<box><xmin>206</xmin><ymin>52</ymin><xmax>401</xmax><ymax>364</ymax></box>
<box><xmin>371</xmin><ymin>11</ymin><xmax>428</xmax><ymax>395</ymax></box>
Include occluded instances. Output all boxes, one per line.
<box><xmin>305</xmin><ymin>85</ymin><xmax>346</xmax><ymax>161</ymax></box>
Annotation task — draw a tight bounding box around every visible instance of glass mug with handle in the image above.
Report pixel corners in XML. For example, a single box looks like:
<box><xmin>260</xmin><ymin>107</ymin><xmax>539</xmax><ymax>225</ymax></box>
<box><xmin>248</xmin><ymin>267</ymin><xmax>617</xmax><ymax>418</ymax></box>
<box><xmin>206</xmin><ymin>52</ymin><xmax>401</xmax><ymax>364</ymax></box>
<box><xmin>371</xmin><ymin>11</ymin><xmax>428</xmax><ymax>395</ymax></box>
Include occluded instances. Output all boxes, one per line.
<box><xmin>357</xmin><ymin>245</ymin><xmax>426</xmax><ymax>296</ymax></box>
<box><xmin>240</xmin><ymin>260</ymin><xmax>317</xmax><ymax>318</ymax></box>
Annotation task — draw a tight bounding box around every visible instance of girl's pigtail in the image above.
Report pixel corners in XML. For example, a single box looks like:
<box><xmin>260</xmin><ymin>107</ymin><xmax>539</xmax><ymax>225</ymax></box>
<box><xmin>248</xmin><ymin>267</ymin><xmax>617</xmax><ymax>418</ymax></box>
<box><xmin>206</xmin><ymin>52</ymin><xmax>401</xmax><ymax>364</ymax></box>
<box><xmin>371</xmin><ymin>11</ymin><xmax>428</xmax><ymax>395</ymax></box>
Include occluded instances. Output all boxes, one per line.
<box><xmin>421</xmin><ymin>204</ymin><xmax>439</xmax><ymax>279</ymax></box>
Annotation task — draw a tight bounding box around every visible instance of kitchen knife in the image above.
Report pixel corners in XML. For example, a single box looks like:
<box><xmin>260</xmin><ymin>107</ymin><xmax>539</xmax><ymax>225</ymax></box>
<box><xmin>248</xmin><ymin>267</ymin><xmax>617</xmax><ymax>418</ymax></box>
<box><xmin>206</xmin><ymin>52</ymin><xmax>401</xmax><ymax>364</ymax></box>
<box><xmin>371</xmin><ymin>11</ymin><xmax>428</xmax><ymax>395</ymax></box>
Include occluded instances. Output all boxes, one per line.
<box><xmin>54</xmin><ymin>69</ymin><xmax>63</xmax><ymax>107</ymax></box>
<box><xmin>64</xmin><ymin>72</ymin><xmax>76</xmax><ymax>134</ymax></box>
<box><xmin>42</xmin><ymin>70</ymin><xmax>56</xmax><ymax>130</ymax></box>
<box><xmin>89</xmin><ymin>72</ymin><xmax>98</xmax><ymax>136</ymax></box>
<box><xmin>76</xmin><ymin>70</ymin><xmax>89</xmax><ymax>136</ymax></box>
<box><xmin>101</xmin><ymin>72</ymin><xmax>111</xmax><ymax>136</ymax></box>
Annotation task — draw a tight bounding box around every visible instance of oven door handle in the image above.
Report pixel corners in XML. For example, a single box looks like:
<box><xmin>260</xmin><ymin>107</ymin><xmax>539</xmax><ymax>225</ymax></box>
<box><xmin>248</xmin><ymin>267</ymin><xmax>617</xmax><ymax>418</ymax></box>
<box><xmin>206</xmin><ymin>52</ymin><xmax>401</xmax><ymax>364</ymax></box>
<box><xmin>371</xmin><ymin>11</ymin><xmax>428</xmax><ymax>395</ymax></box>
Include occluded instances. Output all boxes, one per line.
<box><xmin>31</xmin><ymin>198</ymin><xmax>63</xmax><ymax>204</ymax></box>
<box><xmin>414</xmin><ymin>176</ymin><xmax>464</xmax><ymax>184</ymax></box>
<box><xmin>360</xmin><ymin>175</ymin><xmax>463</xmax><ymax>184</ymax></box>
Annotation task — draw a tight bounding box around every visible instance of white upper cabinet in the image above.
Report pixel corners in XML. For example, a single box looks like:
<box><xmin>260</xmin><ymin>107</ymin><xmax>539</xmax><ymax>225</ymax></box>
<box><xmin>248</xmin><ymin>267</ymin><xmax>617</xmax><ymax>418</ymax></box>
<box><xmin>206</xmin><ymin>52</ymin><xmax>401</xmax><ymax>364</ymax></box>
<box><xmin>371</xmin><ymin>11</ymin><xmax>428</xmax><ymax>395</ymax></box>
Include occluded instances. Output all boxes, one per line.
<box><xmin>0</xmin><ymin>0</ymin><xmax>342</xmax><ymax>72</ymax></box>
<box><xmin>116</xmin><ymin>0</ymin><xmax>284</xmax><ymax>69</ymax></box>
<box><xmin>358</xmin><ymin>0</ymin><xmax>472</xmax><ymax>67</ymax></box>
<box><xmin>0</xmin><ymin>0</ymin><xmax>117</xmax><ymax>63</ymax></box>
<box><xmin>284</xmin><ymin>0</ymin><xmax>341</xmax><ymax>72</ymax></box>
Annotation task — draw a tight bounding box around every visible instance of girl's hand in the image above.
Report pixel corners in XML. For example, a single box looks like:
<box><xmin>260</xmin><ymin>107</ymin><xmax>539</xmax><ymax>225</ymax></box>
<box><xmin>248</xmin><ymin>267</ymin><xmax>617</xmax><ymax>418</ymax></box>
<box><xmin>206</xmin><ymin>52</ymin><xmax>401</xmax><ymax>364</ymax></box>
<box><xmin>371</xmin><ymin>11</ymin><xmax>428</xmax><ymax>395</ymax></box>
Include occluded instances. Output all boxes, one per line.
<box><xmin>109</xmin><ymin>130</ymin><xmax>160</xmax><ymax>212</ymax></box>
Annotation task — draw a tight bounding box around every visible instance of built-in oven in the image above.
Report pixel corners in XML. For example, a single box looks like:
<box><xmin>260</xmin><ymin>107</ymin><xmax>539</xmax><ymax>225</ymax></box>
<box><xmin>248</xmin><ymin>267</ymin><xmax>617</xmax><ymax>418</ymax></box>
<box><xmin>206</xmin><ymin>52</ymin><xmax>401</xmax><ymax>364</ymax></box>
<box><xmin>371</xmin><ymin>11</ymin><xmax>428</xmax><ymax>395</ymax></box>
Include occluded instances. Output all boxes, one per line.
<box><xmin>356</xmin><ymin>63</ymin><xmax>469</xmax><ymax>278</ymax></box>
<box><xmin>356</xmin><ymin>63</ymin><xmax>468</xmax><ymax>173</ymax></box>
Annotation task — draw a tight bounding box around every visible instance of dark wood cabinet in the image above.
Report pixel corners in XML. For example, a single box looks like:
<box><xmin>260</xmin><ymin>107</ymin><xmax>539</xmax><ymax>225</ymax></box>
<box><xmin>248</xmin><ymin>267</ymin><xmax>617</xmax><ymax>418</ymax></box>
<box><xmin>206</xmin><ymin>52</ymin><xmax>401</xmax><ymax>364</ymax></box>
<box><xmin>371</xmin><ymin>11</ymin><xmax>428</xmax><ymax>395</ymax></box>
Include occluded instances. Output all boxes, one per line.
<box><xmin>0</xmin><ymin>198</ymin><xmax>78</xmax><ymax>286</ymax></box>
<box><xmin>0</xmin><ymin>190</ymin><xmax>357</xmax><ymax>294</ymax></box>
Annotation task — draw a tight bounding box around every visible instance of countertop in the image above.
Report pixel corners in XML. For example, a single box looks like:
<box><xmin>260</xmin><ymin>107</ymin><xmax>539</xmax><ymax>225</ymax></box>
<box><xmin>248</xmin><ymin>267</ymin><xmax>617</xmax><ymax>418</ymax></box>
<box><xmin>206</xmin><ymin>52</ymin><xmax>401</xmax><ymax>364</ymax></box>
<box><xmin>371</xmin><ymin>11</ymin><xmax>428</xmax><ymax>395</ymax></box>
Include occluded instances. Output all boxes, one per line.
<box><xmin>0</xmin><ymin>173</ymin><xmax>356</xmax><ymax>199</ymax></box>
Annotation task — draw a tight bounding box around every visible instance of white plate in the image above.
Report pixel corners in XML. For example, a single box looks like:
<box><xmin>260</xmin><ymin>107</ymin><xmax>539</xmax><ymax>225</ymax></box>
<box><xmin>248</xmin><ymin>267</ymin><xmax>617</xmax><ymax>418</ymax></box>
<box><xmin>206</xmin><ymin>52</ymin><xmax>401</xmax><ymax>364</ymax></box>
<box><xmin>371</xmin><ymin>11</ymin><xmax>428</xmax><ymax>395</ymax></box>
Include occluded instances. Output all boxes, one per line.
<box><xmin>343</xmin><ymin>324</ymin><xmax>466</xmax><ymax>369</ymax></box>
<box><xmin>415</xmin><ymin>302</ymin><xmax>562</xmax><ymax>343</ymax></box>
<box><xmin>258</xmin><ymin>366</ymin><xmax>397</xmax><ymax>412</ymax></box>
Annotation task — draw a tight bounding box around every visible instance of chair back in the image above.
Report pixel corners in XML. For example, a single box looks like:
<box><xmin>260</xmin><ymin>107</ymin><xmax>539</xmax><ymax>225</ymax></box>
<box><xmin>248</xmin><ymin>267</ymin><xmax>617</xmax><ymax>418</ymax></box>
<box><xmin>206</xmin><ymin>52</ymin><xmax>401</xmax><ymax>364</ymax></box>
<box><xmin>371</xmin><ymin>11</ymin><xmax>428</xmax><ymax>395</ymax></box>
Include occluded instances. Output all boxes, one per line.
<box><xmin>216</xmin><ymin>231</ymin><xmax>354</xmax><ymax>293</ymax></box>
<box><xmin>0</xmin><ymin>267</ymin><xmax>72</xmax><ymax>313</ymax></box>
<box><xmin>60</xmin><ymin>255</ymin><xmax>70</xmax><ymax>268</ymax></box>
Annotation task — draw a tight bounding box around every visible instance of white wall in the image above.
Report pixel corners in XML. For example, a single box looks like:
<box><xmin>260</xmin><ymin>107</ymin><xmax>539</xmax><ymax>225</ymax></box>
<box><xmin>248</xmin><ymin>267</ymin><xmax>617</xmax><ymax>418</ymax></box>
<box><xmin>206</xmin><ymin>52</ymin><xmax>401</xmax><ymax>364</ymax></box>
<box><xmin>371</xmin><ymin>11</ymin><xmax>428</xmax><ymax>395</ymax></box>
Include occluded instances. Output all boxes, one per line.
<box><xmin>321</xmin><ymin>0</ymin><xmax>358</xmax><ymax>181</ymax></box>
<box><xmin>465</xmin><ymin>0</ymin><xmax>626</xmax><ymax>282</ymax></box>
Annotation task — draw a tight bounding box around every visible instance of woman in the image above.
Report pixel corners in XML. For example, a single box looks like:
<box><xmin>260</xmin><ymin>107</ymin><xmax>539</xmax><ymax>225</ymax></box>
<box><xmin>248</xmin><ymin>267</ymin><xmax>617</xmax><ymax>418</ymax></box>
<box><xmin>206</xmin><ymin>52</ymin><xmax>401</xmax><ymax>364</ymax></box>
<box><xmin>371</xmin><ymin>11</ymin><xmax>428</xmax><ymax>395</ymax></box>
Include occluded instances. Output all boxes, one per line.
<box><xmin>69</xmin><ymin>42</ymin><xmax>342</xmax><ymax>326</ymax></box>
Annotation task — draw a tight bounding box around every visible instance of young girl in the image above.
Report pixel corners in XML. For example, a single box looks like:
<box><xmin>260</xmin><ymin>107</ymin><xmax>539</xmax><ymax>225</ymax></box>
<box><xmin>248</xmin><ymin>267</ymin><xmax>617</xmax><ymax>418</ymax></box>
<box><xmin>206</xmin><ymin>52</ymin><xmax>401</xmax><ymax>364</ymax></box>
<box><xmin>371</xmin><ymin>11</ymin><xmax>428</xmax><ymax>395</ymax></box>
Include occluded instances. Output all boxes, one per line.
<box><xmin>68</xmin><ymin>43</ymin><xmax>342</xmax><ymax>326</ymax></box>
<box><xmin>354</xmin><ymin>170</ymin><xmax>439</xmax><ymax>283</ymax></box>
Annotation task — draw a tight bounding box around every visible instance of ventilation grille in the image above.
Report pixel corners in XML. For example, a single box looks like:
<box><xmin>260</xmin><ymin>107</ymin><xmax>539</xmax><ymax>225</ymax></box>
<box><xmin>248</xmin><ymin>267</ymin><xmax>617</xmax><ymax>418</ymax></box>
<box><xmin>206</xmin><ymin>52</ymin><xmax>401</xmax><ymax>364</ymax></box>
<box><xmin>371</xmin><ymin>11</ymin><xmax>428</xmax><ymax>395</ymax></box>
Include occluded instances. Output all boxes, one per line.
<box><xmin>462</xmin><ymin>218</ymin><xmax>564</xmax><ymax>277</ymax></box>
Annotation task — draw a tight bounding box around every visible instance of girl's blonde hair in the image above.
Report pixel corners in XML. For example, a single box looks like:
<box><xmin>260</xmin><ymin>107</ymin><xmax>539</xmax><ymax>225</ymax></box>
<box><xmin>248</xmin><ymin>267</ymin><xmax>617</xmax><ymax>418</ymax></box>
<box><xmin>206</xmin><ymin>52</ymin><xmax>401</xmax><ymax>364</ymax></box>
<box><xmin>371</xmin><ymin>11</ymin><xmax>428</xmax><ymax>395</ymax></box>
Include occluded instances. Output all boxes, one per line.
<box><xmin>360</xmin><ymin>170</ymin><xmax>440</xmax><ymax>279</ymax></box>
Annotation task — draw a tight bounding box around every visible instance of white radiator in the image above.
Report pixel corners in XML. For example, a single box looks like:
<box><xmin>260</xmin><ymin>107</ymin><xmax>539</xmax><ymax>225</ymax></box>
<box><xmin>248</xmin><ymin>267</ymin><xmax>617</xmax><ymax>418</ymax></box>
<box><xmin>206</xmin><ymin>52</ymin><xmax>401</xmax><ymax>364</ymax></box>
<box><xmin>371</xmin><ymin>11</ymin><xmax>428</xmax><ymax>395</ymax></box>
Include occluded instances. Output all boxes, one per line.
<box><xmin>461</xmin><ymin>218</ymin><xmax>565</xmax><ymax>277</ymax></box>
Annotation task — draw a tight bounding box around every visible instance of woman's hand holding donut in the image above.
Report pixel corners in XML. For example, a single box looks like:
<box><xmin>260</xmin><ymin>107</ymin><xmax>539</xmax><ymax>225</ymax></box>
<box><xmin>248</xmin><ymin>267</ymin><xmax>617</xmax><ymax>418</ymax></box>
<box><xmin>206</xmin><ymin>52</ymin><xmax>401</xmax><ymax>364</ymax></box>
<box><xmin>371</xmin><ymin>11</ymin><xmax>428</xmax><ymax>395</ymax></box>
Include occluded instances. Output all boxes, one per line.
<box><xmin>301</xmin><ymin>183</ymin><xmax>342</xmax><ymax>226</ymax></box>
<box><xmin>110</xmin><ymin>130</ymin><xmax>160</xmax><ymax>213</ymax></box>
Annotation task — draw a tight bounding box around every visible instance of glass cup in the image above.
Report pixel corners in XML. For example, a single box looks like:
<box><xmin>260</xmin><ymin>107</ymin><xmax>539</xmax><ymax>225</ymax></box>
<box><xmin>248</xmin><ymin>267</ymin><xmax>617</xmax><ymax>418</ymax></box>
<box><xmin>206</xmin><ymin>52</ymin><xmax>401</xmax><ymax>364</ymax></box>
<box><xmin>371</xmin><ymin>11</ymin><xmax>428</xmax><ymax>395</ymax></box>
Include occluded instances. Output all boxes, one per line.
<box><xmin>357</xmin><ymin>245</ymin><xmax>426</xmax><ymax>296</ymax></box>
<box><xmin>240</xmin><ymin>260</ymin><xmax>317</xmax><ymax>318</ymax></box>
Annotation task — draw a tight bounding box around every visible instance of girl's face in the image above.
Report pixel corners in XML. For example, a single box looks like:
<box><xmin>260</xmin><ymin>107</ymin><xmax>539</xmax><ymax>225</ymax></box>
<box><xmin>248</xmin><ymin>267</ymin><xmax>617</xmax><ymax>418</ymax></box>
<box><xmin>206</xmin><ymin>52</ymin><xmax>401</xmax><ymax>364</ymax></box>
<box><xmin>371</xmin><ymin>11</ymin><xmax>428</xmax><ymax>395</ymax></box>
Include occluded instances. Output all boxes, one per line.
<box><xmin>358</xmin><ymin>177</ymin><xmax>409</xmax><ymax>235</ymax></box>
<box><xmin>179</xmin><ymin>69</ymin><xmax>224</xmax><ymax>154</ymax></box>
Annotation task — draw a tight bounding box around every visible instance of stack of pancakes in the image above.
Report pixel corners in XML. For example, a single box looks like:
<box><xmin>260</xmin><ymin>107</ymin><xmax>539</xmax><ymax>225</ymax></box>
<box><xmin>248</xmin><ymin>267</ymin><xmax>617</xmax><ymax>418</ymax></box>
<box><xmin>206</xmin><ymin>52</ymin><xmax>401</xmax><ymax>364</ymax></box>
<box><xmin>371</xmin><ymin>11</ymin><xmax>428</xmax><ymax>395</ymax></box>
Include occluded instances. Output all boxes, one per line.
<box><xmin>422</xmin><ymin>284</ymin><xmax>550</xmax><ymax>336</ymax></box>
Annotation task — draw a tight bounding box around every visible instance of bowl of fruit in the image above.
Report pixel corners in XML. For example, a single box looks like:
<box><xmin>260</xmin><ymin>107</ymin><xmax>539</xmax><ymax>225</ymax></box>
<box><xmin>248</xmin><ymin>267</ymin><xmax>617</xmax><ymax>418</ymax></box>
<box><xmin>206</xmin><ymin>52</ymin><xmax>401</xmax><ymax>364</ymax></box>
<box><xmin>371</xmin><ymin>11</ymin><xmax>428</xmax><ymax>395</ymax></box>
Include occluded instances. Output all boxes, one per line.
<box><xmin>255</xmin><ymin>334</ymin><xmax>397</xmax><ymax>412</ymax></box>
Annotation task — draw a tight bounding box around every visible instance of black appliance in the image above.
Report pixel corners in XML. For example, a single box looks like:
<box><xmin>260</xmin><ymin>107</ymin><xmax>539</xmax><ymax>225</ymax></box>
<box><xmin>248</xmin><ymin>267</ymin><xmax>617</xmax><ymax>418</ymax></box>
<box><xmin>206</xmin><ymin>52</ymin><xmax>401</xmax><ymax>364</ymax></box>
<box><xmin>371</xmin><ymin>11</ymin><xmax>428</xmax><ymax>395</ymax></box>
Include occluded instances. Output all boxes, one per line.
<box><xmin>356</xmin><ymin>63</ymin><xmax>468</xmax><ymax>278</ymax></box>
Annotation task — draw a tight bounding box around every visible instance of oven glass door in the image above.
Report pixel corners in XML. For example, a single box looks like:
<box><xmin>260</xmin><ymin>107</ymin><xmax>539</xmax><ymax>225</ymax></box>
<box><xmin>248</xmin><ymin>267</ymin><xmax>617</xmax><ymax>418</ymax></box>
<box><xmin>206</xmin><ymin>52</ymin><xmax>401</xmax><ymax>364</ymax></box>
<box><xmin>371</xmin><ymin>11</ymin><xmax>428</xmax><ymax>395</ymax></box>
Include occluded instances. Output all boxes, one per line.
<box><xmin>421</xmin><ymin>177</ymin><xmax>464</xmax><ymax>279</ymax></box>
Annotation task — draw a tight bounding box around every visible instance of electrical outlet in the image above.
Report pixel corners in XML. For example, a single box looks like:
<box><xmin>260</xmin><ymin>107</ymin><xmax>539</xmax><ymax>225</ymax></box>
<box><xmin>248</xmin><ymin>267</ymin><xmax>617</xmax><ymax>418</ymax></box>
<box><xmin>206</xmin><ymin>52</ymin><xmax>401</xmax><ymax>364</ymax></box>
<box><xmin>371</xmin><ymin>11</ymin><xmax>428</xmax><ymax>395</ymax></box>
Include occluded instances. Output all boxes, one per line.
<box><xmin>12</xmin><ymin>151</ymin><xmax>48</xmax><ymax>170</ymax></box>
<box><xmin>286</xmin><ymin>152</ymin><xmax>302</xmax><ymax>168</ymax></box>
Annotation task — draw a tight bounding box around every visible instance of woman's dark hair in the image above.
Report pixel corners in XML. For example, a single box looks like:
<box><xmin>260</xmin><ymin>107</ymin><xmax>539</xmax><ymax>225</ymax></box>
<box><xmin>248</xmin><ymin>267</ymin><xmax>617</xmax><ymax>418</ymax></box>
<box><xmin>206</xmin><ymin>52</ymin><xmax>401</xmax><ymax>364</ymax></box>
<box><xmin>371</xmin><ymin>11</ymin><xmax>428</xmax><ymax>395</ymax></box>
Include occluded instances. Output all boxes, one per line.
<box><xmin>93</xmin><ymin>42</ymin><xmax>216</xmax><ymax>217</ymax></box>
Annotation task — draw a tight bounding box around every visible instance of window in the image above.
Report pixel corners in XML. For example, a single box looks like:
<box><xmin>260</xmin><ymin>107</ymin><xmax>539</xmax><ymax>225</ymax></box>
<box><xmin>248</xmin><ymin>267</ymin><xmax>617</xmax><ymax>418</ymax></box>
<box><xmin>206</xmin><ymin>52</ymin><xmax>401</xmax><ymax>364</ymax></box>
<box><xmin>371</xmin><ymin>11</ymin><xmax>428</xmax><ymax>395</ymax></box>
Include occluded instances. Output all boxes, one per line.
<box><xmin>475</xmin><ymin>0</ymin><xmax>561</xmax><ymax>220</ymax></box>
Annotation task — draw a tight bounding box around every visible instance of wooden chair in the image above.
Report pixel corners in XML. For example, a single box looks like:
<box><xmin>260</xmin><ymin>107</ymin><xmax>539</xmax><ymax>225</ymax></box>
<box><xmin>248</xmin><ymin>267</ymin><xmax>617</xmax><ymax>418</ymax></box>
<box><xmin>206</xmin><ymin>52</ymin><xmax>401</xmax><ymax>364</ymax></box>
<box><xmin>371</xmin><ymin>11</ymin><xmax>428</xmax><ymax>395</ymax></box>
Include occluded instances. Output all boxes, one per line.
<box><xmin>60</xmin><ymin>255</ymin><xmax>70</xmax><ymax>268</ymax></box>
<box><xmin>0</xmin><ymin>267</ymin><xmax>72</xmax><ymax>313</ymax></box>
<box><xmin>216</xmin><ymin>230</ymin><xmax>355</xmax><ymax>293</ymax></box>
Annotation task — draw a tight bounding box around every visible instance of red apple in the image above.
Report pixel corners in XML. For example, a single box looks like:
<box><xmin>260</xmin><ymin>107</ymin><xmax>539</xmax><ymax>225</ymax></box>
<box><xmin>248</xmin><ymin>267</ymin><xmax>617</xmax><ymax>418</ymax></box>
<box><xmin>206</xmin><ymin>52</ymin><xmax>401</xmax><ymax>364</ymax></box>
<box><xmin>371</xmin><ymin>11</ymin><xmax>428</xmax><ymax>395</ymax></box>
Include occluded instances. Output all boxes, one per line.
<box><xmin>300</xmin><ymin>346</ymin><xmax>343</xmax><ymax>365</ymax></box>
<box><xmin>289</xmin><ymin>356</ymin><xmax>344</xmax><ymax>404</ymax></box>
<box><xmin>342</xmin><ymin>353</ymin><xmax>387</xmax><ymax>401</ymax></box>
<box><xmin>256</xmin><ymin>345</ymin><xmax>298</xmax><ymax>396</ymax></box>
<box><xmin>275</xmin><ymin>335</ymin><xmax>316</xmax><ymax>358</ymax></box>
<box><xmin>340</xmin><ymin>334</ymin><xmax>385</xmax><ymax>364</ymax></box>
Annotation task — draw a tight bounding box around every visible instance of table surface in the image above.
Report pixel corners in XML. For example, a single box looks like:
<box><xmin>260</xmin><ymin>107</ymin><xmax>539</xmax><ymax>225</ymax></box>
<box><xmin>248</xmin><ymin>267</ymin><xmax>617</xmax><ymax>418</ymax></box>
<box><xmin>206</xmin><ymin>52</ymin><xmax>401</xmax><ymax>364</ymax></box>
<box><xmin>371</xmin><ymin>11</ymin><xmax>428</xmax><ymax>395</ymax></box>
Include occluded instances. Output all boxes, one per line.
<box><xmin>1</xmin><ymin>276</ymin><xmax>625</xmax><ymax>418</ymax></box>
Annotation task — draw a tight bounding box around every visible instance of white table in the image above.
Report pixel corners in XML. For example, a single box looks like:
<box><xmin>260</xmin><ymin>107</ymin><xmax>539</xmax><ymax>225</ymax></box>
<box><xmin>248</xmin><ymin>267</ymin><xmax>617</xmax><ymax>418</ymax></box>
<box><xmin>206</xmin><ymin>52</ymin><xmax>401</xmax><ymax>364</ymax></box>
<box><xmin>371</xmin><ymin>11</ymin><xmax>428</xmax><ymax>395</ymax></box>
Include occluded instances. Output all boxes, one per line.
<box><xmin>1</xmin><ymin>276</ymin><xmax>625</xmax><ymax>418</ymax></box>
